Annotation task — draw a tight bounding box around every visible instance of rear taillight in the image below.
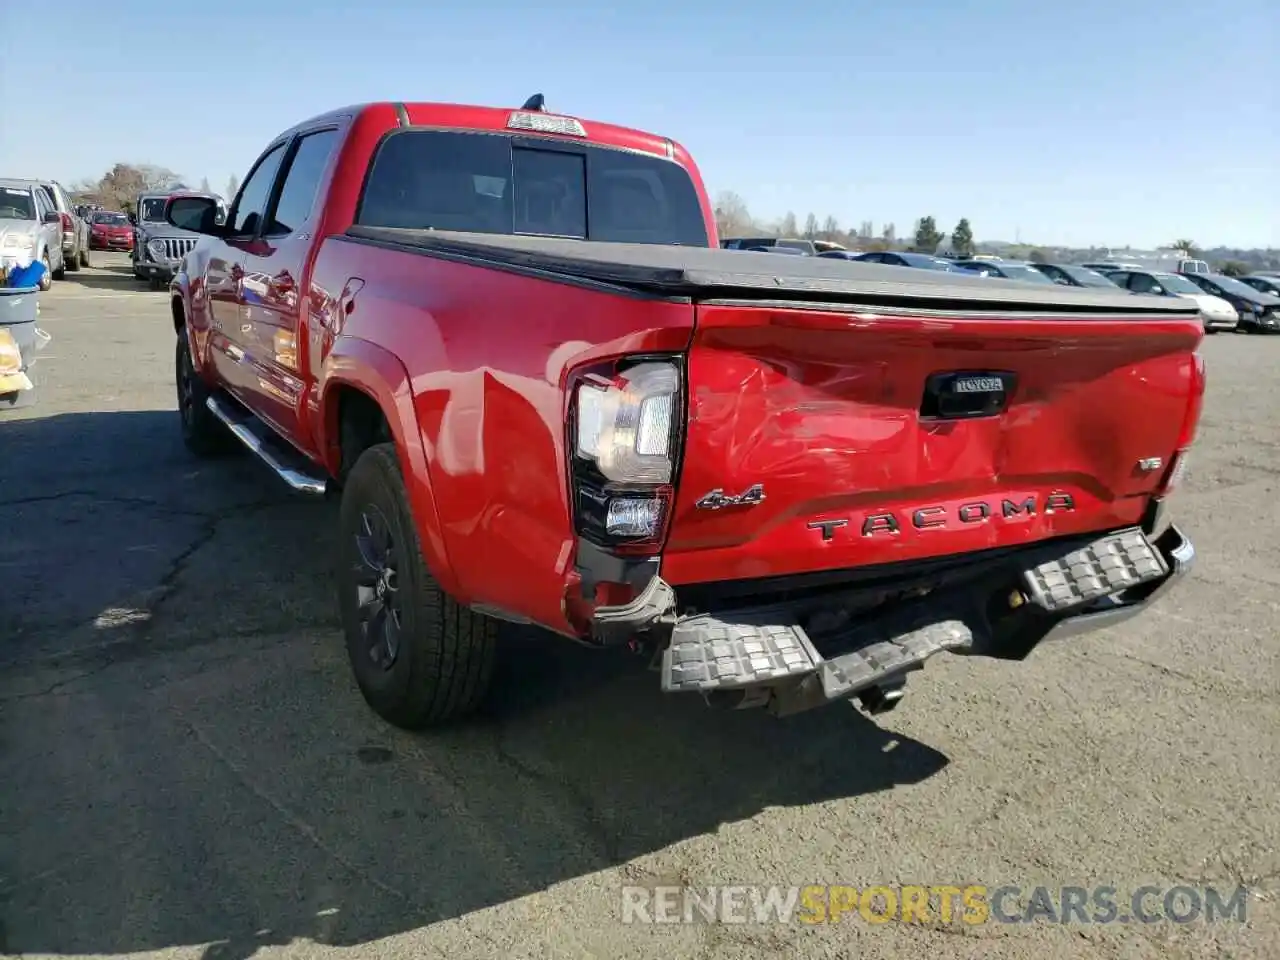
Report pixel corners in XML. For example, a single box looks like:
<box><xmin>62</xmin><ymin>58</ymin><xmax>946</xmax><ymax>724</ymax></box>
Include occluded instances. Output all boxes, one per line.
<box><xmin>1157</xmin><ymin>351</ymin><xmax>1205</xmax><ymax>496</ymax></box>
<box><xmin>59</xmin><ymin>212</ymin><xmax>73</xmax><ymax>233</ymax></box>
<box><xmin>567</xmin><ymin>357</ymin><xmax>683</xmax><ymax>556</ymax></box>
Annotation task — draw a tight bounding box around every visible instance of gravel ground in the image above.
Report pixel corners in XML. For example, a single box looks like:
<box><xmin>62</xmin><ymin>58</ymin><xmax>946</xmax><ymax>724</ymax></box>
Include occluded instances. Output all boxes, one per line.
<box><xmin>1</xmin><ymin>253</ymin><xmax>1277</xmax><ymax>960</ymax></box>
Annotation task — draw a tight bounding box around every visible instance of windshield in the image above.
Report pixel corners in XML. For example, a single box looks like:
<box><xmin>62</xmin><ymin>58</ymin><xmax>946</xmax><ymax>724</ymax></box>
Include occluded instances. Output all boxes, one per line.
<box><xmin>1062</xmin><ymin>266</ymin><xmax>1118</xmax><ymax>287</ymax></box>
<box><xmin>922</xmin><ymin>257</ymin><xmax>962</xmax><ymax>272</ymax></box>
<box><xmin>93</xmin><ymin>212</ymin><xmax>129</xmax><ymax>225</ymax></box>
<box><xmin>140</xmin><ymin>198</ymin><xmax>168</xmax><ymax>222</ymax></box>
<box><xmin>1207</xmin><ymin>274</ymin><xmax>1272</xmax><ymax>299</ymax></box>
<box><xmin>1153</xmin><ymin>274</ymin><xmax>1203</xmax><ymax>295</ymax></box>
<box><xmin>995</xmin><ymin>264</ymin><xmax>1058</xmax><ymax>284</ymax></box>
<box><xmin>357</xmin><ymin>130</ymin><xmax>709</xmax><ymax>246</ymax></box>
<box><xmin>0</xmin><ymin>187</ymin><xmax>36</xmax><ymax>220</ymax></box>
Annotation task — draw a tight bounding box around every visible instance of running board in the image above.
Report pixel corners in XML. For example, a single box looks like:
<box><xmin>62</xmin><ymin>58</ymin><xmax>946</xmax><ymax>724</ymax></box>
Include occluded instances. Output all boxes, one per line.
<box><xmin>205</xmin><ymin>394</ymin><xmax>329</xmax><ymax>495</ymax></box>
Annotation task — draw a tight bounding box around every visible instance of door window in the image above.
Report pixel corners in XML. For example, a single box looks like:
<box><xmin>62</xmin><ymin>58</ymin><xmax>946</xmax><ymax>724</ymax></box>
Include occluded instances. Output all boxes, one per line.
<box><xmin>267</xmin><ymin>129</ymin><xmax>339</xmax><ymax>236</ymax></box>
<box><xmin>228</xmin><ymin>143</ymin><xmax>288</xmax><ymax>237</ymax></box>
<box><xmin>1129</xmin><ymin>273</ymin><xmax>1158</xmax><ymax>294</ymax></box>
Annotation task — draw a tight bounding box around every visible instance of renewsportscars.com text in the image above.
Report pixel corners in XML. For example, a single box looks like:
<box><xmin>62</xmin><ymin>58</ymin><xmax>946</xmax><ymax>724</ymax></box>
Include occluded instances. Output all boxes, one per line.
<box><xmin>620</xmin><ymin>884</ymin><xmax>1249</xmax><ymax>926</ymax></box>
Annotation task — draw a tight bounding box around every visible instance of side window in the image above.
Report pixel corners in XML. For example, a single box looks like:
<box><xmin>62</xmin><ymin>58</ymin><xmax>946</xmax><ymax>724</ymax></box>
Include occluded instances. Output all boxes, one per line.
<box><xmin>228</xmin><ymin>142</ymin><xmax>288</xmax><ymax>237</ymax></box>
<box><xmin>267</xmin><ymin>129</ymin><xmax>339</xmax><ymax>236</ymax></box>
<box><xmin>1107</xmin><ymin>272</ymin><xmax>1129</xmax><ymax>289</ymax></box>
<box><xmin>1130</xmin><ymin>273</ymin><xmax>1156</xmax><ymax>294</ymax></box>
<box><xmin>33</xmin><ymin>189</ymin><xmax>48</xmax><ymax>219</ymax></box>
<box><xmin>358</xmin><ymin>131</ymin><xmax>512</xmax><ymax>233</ymax></box>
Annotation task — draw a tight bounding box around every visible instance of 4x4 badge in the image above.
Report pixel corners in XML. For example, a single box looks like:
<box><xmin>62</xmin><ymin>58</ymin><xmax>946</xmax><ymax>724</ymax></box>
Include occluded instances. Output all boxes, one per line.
<box><xmin>695</xmin><ymin>484</ymin><xmax>766</xmax><ymax>511</ymax></box>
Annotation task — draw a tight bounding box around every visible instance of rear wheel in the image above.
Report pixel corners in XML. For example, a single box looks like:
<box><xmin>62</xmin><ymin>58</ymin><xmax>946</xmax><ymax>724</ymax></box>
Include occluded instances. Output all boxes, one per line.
<box><xmin>79</xmin><ymin>245</ymin><xmax>90</xmax><ymax>268</ymax></box>
<box><xmin>338</xmin><ymin>443</ymin><xmax>497</xmax><ymax>729</ymax></box>
<box><xmin>38</xmin><ymin>252</ymin><xmax>52</xmax><ymax>291</ymax></box>
<box><xmin>52</xmin><ymin>250</ymin><xmax>66</xmax><ymax>280</ymax></box>
<box><xmin>175</xmin><ymin>332</ymin><xmax>234</xmax><ymax>456</ymax></box>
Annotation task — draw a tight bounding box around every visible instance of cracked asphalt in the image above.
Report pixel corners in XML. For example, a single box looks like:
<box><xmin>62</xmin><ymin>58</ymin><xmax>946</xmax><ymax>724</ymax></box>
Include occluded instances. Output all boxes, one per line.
<box><xmin>1</xmin><ymin>253</ymin><xmax>1277</xmax><ymax>959</ymax></box>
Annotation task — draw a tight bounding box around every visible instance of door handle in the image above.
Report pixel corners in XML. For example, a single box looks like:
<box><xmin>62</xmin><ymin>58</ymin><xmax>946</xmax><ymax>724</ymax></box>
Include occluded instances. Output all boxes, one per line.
<box><xmin>338</xmin><ymin>278</ymin><xmax>365</xmax><ymax>315</ymax></box>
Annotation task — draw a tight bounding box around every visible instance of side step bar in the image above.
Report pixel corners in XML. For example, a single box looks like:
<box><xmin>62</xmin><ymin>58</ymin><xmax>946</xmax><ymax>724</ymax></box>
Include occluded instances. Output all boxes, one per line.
<box><xmin>205</xmin><ymin>394</ymin><xmax>329</xmax><ymax>495</ymax></box>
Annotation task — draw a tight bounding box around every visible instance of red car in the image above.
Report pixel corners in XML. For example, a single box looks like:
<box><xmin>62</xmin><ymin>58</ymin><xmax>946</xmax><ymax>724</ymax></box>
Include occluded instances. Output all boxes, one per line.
<box><xmin>165</xmin><ymin>98</ymin><xmax>1204</xmax><ymax>731</ymax></box>
<box><xmin>89</xmin><ymin>211</ymin><xmax>134</xmax><ymax>251</ymax></box>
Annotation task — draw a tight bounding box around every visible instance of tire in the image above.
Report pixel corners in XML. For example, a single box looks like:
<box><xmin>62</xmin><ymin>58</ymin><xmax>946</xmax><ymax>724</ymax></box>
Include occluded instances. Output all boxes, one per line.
<box><xmin>175</xmin><ymin>332</ymin><xmax>234</xmax><ymax>456</ymax></box>
<box><xmin>38</xmin><ymin>252</ymin><xmax>52</xmax><ymax>291</ymax></box>
<box><xmin>338</xmin><ymin>442</ymin><xmax>497</xmax><ymax>729</ymax></box>
<box><xmin>52</xmin><ymin>249</ymin><xmax>66</xmax><ymax>280</ymax></box>
<box><xmin>79</xmin><ymin>245</ymin><xmax>90</xmax><ymax>268</ymax></box>
<box><xmin>149</xmin><ymin>276</ymin><xmax>164</xmax><ymax>292</ymax></box>
<box><xmin>64</xmin><ymin>246</ymin><xmax>80</xmax><ymax>271</ymax></box>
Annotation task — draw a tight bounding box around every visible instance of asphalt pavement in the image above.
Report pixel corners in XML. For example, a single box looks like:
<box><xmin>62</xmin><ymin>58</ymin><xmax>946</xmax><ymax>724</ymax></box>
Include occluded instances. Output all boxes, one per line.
<box><xmin>1</xmin><ymin>252</ymin><xmax>1277</xmax><ymax>960</ymax></box>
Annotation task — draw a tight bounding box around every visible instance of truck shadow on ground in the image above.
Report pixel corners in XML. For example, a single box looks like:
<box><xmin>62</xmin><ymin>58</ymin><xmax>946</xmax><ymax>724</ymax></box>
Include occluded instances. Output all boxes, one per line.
<box><xmin>0</xmin><ymin>409</ymin><xmax>951</xmax><ymax>957</ymax></box>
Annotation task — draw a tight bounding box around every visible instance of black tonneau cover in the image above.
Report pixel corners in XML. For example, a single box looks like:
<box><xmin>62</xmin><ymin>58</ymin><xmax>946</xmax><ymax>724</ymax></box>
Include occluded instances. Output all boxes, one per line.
<box><xmin>345</xmin><ymin>227</ymin><xmax>1201</xmax><ymax>316</ymax></box>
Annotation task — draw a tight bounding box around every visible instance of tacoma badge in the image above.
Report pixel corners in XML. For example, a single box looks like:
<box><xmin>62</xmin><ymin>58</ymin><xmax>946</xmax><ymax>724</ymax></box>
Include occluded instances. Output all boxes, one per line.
<box><xmin>695</xmin><ymin>484</ymin><xmax>766</xmax><ymax>511</ymax></box>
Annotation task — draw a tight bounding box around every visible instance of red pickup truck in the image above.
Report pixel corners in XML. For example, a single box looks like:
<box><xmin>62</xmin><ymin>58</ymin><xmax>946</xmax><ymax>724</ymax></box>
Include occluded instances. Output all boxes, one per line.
<box><xmin>166</xmin><ymin>97</ymin><xmax>1204</xmax><ymax>730</ymax></box>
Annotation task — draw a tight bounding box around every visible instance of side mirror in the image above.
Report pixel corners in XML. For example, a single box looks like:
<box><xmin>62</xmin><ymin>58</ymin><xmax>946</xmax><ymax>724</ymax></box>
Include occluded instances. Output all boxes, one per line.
<box><xmin>1151</xmin><ymin>287</ymin><xmax>1164</xmax><ymax>295</ymax></box>
<box><xmin>43</xmin><ymin>210</ymin><xmax>59</xmax><ymax>224</ymax></box>
<box><xmin>165</xmin><ymin>196</ymin><xmax>224</xmax><ymax>236</ymax></box>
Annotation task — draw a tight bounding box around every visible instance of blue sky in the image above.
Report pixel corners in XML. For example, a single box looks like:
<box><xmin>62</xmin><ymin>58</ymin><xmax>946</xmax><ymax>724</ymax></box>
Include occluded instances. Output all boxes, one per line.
<box><xmin>2</xmin><ymin>0</ymin><xmax>1276</xmax><ymax>249</ymax></box>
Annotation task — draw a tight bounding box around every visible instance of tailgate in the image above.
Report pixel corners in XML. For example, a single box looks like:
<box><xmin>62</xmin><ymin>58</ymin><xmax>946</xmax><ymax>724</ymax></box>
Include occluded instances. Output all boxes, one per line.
<box><xmin>661</xmin><ymin>302</ymin><xmax>1202</xmax><ymax>586</ymax></box>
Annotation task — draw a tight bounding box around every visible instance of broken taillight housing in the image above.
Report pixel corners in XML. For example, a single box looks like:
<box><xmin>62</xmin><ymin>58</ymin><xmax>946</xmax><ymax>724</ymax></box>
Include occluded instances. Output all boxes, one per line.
<box><xmin>567</xmin><ymin>358</ymin><xmax>682</xmax><ymax>555</ymax></box>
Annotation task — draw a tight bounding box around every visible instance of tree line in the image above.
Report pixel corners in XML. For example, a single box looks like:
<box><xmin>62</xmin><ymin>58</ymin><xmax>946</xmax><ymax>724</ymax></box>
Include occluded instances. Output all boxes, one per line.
<box><xmin>713</xmin><ymin>190</ymin><xmax>976</xmax><ymax>256</ymax></box>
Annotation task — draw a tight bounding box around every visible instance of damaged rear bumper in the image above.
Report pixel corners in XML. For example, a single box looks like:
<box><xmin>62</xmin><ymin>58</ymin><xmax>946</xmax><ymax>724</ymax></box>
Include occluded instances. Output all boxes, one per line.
<box><xmin>590</xmin><ymin>524</ymin><xmax>1194</xmax><ymax>717</ymax></box>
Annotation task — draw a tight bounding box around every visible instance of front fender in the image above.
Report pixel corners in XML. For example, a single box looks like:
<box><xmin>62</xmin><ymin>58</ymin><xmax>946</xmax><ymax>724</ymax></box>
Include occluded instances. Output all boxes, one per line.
<box><xmin>320</xmin><ymin>335</ymin><xmax>461</xmax><ymax>599</ymax></box>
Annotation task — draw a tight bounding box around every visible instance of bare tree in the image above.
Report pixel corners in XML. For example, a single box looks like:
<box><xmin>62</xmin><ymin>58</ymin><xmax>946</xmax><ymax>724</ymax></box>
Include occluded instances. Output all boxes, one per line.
<box><xmin>803</xmin><ymin>213</ymin><xmax>819</xmax><ymax>239</ymax></box>
<box><xmin>778</xmin><ymin>211</ymin><xmax>798</xmax><ymax>237</ymax></box>
<box><xmin>820</xmin><ymin>215</ymin><xmax>840</xmax><ymax>241</ymax></box>
<box><xmin>713</xmin><ymin>190</ymin><xmax>754</xmax><ymax>238</ymax></box>
<box><xmin>73</xmin><ymin>163</ymin><xmax>184</xmax><ymax>212</ymax></box>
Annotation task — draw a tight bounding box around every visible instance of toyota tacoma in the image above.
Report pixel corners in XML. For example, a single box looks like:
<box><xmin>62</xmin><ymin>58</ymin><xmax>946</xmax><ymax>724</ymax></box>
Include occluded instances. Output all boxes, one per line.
<box><xmin>165</xmin><ymin>97</ymin><xmax>1204</xmax><ymax>729</ymax></box>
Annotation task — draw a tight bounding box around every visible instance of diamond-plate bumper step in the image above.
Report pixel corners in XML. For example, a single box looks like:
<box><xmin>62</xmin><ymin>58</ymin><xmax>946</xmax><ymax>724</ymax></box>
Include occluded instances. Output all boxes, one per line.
<box><xmin>660</xmin><ymin>609</ymin><xmax>973</xmax><ymax>701</ymax></box>
<box><xmin>816</xmin><ymin>620</ymin><xmax>973</xmax><ymax>701</ymax></box>
<box><xmin>1021</xmin><ymin>527</ymin><xmax>1168</xmax><ymax>613</ymax></box>
<box><xmin>661</xmin><ymin>613</ymin><xmax>821</xmax><ymax>694</ymax></box>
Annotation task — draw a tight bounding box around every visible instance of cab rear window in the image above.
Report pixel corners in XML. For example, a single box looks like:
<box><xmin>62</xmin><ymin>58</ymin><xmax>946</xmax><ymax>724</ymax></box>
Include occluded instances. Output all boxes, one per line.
<box><xmin>356</xmin><ymin>130</ymin><xmax>709</xmax><ymax>246</ymax></box>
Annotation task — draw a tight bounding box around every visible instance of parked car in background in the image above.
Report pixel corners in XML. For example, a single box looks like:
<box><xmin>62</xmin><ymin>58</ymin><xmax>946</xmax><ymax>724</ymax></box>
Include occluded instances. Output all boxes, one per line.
<box><xmin>1239</xmin><ymin>275</ymin><xmax>1280</xmax><ymax>298</ymax></box>
<box><xmin>1104</xmin><ymin>269</ymin><xmax>1239</xmax><ymax>333</ymax></box>
<box><xmin>1179</xmin><ymin>272</ymin><xmax>1280</xmax><ymax>333</ymax></box>
<box><xmin>132</xmin><ymin>190</ymin><xmax>226</xmax><ymax>290</ymax></box>
<box><xmin>952</xmin><ymin>259</ymin><xmax>1060</xmax><ymax>284</ymax></box>
<box><xmin>1029</xmin><ymin>263</ymin><xmax>1119</xmax><ymax>288</ymax></box>
<box><xmin>35</xmin><ymin>180</ymin><xmax>90</xmax><ymax>271</ymax></box>
<box><xmin>89</xmin><ymin>210</ymin><xmax>135</xmax><ymax>251</ymax></box>
<box><xmin>852</xmin><ymin>251</ymin><xmax>976</xmax><ymax>272</ymax></box>
<box><xmin>0</xmin><ymin>178</ymin><xmax>65</xmax><ymax>290</ymax></box>
<box><xmin>721</xmin><ymin>237</ymin><xmax>817</xmax><ymax>255</ymax></box>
